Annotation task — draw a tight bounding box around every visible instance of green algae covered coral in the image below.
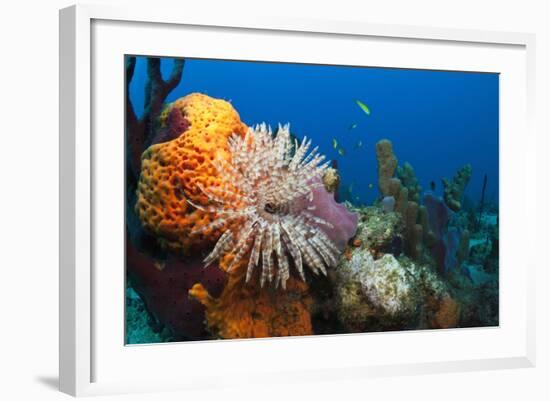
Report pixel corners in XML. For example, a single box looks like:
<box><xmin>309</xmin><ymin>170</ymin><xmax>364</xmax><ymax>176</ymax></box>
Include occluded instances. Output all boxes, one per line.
<box><xmin>442</xmin><ymin>164</ymin><xmax>472</xmax><ymax>212</ymax></box>
<box><xmin>396</xmin><ymin>162</ymin><xmax>422</xmax><ymax>203</ymax></box>
<box><xmin>374</xmin><ymin>139</ymin><xmax>430</xmax><ymax>262</ymax></box>
<box><xmin>352</xmin><ymin>206</ymin><xmax>404</xmax><ymax>256</ymax></box>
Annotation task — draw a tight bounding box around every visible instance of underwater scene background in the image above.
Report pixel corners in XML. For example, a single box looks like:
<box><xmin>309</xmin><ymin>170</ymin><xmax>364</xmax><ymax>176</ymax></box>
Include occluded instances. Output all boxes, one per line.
<box><xmin>125</xmin><ymin>56</ymin><xmax>499</xmax><ymax>344</ymax></box>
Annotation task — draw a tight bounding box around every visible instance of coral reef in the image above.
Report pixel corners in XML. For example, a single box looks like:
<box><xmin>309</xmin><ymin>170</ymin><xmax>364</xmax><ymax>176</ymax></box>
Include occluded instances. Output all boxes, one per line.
<box><xmin>446</xmin><ymin>269</ymin><xmax>498</xmax><ymax>327</ymax></box>
<box><xmin>130</xmin><ymin>91</ymin><xmax>358</xmax><ymax>340</ymax></box>
<box><xmin>135</xmin><ymin>93</ymin><xmax>248</xmax><ymax>253</ymax></box>
<box><xmin>189</xmin><ymin>265</ymin><xmax>313</xmax><ymax>339</ymax></box>
<box><xmin>376</xmin><ymin>139</ymin><xmax>398</xmax><ymax>197</ymax></box>
<box><xmin>352</xmin><ymin>206</ymin><xmax>404</xmax><ymax>257</ymax></box>
<box><xmin>374</xmin><ymin>139</ymin><xmax>428</xmax><ymax>262</ymax></box>
<box><xmin>124</xmin><ymin>60</ymin><xmax>499</xmax><ymax>341</ymax></box>
<box><xmin>442</xmin><ymin>164</ymin><xmax>472</xmax><ymax>212</ymax></box>
<box><xmin>396</xmin><ymin>162</ymin><xmax>422</xmax><ymax>203</ymax></box>
<box><xmin>351</xmin><ymin>253</ymin><xmax>420</xmax><ymax>317</ymax></box>
<box><xmin>334</xmin><ymin>245</ymin><xmax>458</xmax><ymax>331</ymax></box>
<box><xmin>335</xmin><ymin>251</ymin><xmax>420</xmax><ymax>330</ymax></box>
<box><xmin>192</xmin><ymin>123</ymin><xmax>357</xmax><ymax>288</ymax></box>
<box><xmin>404</xmin><ymin>201</ymin><xmax>423</xmax><ymax>260</ymax></box>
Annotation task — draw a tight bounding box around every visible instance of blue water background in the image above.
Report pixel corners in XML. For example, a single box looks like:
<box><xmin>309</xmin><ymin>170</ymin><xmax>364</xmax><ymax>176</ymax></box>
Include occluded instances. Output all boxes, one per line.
<box><xmin>129</xmin><ymin>56</ymin><xmax>499</xmax><ymax>207</ymax></box>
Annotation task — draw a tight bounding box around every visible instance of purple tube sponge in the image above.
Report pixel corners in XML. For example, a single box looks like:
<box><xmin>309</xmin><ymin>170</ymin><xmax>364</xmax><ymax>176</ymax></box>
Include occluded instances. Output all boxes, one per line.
<box><xmin>443</xmin><ymin>228</ymin><xmax>461</xmax><ymax>273</ymax></box>
<box><xmin>424</xmin><ymin>192</ymin><xmax>450</xmax><ymax>238</ymax></box>
<box><xmin>424</xmin><ymin>192</ymin><xmax>464</xmax><ymax>273</ymax></box>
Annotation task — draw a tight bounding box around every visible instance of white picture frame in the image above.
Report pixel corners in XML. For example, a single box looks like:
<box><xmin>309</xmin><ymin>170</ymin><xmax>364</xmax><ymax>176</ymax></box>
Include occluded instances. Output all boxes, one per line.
<box><xmin>59</xmin><ymin>3</ymin><xmax>536</xmax><ymax>397</ymax></box>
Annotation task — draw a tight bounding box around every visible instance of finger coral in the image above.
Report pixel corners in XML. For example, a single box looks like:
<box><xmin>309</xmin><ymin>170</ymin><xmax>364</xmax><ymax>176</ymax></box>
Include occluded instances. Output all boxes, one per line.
<box><xmin>442</xmin><ymin>164</ymin><xmax>472</xmax><ymax>212</ymax></box>
<box><xmin>189</xmin><ymin>260</ymin><xmax>313</xmax><ymax>339</ymax></box>
<box><xmin>135</xmin><ymin>93</ymin><xmax>248</xmax><ymax>253</ymax></box>
<box><xmin>375</xmin><ymin>139</ymin><xmax>398</xmax><ymax>197</ymax></box>
<box><xmin>193</xmin><ymin>123</ymin><xmax>349</xmax><ymax>289</ymax></box>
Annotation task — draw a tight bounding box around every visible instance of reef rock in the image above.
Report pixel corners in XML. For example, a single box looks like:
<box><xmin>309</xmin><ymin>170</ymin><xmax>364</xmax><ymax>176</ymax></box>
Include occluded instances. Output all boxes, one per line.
<box><xmin>334</xmin><ymin>246</ymin><xmax>459</xmax><ymax>332</ymax></box>
<box><xmin>335</xmin><ymin>251</ymin><xmax>421</xmax><ymax>330</ymax></box>
<box><xmin>352</xmin><ymin>206</ymin><xmax>404</xmax><ymax>257</ymax></box>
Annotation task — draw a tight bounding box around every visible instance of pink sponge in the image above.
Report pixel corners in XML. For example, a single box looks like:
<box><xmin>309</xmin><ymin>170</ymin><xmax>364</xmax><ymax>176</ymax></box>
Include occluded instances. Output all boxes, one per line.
<box><xmin>310</xmin><ymin>181</ymin><xmax>359</xmax><ymax>250</ymax></box>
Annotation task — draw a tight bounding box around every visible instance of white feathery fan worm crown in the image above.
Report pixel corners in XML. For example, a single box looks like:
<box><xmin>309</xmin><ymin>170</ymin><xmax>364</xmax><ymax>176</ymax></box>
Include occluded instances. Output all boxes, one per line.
<box><xmin>190</xmin><ymin>123</ymin><xmax>341</xmax><ymax>289</ymax></box>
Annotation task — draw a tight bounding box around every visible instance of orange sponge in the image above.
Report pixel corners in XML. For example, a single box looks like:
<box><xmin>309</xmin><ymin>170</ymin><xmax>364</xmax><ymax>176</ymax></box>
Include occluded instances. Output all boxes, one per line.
<box><xmin>135</xmin><ymin>93</ymin><xmax>248</xmax><ymax>253</ymax></box>
<box><xmin>189</xmin><ymin>254</ymin><xmax>314</xmax><ymax>339</ymax></box>
<box><xmin>431</xmin><ymin>295</ymin><xmax>461</xmax><ymax>329</ymax></box>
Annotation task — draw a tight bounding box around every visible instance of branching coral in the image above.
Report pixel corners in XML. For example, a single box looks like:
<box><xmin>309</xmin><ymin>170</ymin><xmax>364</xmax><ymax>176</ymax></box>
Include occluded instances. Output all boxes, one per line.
<box><xmin>396</xmin><ymin>162</ymin><xmax>422</xmax><ymax>203</ymax></box>
<box><xmin>192</xmin><ymin>123</ymin><xmax>343</xmax><ymax>289</ymax></box>
<box><xmin>126</xmin><ymin>57</ymin><xmax>185</xmax><ymax>180</ymax></box>
<box><xmin>442</xmin><ymin>164</ymin><xmax>472</xmax><ymax>212</ymax></box>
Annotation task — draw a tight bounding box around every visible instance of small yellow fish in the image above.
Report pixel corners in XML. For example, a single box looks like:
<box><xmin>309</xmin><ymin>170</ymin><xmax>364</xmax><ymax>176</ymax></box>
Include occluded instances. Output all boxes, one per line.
<box><xmin>354</xmin><ymin>140</ymin><xmax>363</xmax><ymax>149</ymax></box>
<box><xmin>355</xmin><ymin>99</ymin><xmax>371</xmax><ymax>115</ymax></box>
<box><xmin>349</xmin><ymin>123</ymin><xmax>358</xmax><ymax>130</ymax></box>
<box><xmin>348</xmin><ymin>183</ymin><xmax>354</xmax><ymax>193</ymax></box>
<box><xmin>338</xmin><ymin>148</ymin><xmax>346</xmax><ymax>156</ymax></box>
<box><xmin>368</xmin><ymin>183</ymin><xmax>374</xmax><ymax>189</ymax></box>
<box><xmin>332</xmin><ymin>138</ymin><xmax>338</xmax><ymax>149</ymax></box>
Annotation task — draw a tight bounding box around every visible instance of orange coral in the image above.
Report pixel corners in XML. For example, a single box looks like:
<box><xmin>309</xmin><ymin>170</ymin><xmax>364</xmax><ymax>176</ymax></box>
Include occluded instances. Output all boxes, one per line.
<box><xmin>431</xmin><ymin>295</ymin><xmax>461</xmax><ymax>329</ymax></box>
<box><xmin>135</xmin><ymin>93</ymin><xmax>248</xmax><ymax>252</ymax></box>
<box><xmin>189</xmin><ymin>254</ymin><xmax>314</xmax><ymax>339</ymax></box>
